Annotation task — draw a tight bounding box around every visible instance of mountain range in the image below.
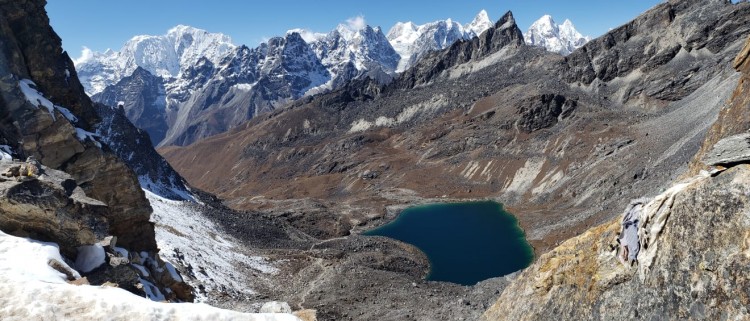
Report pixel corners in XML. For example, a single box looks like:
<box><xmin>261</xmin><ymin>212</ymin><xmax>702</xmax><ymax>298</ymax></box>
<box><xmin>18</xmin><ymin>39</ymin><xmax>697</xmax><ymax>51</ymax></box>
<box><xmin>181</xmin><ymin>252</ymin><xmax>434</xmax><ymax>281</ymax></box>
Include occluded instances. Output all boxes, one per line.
<box><xmin>3</xmin><ymin>0</ymin><xmax>750</xmax><ymax>320</ymax></box>
<box><xmin>77</xmin><ymin>11</ymin><xmax>587</xmax><ymax>147</ymax></box>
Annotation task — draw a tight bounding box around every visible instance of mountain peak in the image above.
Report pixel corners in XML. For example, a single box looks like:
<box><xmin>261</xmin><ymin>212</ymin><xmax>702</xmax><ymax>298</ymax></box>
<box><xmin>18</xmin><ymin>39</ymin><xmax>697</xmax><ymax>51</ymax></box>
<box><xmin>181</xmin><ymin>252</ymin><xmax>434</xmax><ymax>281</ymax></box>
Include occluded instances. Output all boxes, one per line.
<box><xmin>525</xmin><ymin>15</ymin><xmax>590</xmax><ymax>56</ymax></box>
<box><xmin>465</xmin><ymin>9</ymin><xmax>493</xmax><ymax>37</ymax></box>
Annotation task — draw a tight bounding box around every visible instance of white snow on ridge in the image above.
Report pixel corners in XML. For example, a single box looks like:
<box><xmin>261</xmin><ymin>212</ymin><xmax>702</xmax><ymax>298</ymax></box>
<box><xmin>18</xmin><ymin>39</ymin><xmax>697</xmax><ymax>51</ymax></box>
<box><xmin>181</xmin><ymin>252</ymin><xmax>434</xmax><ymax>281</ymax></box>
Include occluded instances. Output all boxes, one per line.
<box><xmin>146</xmin><ymin>190</ymin><xmax>278</xmax><ymax>302</ymax></box>
<box><xmin>386</xmin><ymin>10</ymin><xmax>493</xmax><ymax>72</ymax></box>
<box><xmin>0</xmin><ymin>230</ymin><xmax>299</xmax><ymax>320</ymax></box>
<box><xmin>75</xmin><ymin>25</ymin><xmax>236</xmax><ymax>95</ymax></box>
<box><xmin>19</xmin><ymin>79</ymin><xmax>56</xmax><ymax>120</ymax></box>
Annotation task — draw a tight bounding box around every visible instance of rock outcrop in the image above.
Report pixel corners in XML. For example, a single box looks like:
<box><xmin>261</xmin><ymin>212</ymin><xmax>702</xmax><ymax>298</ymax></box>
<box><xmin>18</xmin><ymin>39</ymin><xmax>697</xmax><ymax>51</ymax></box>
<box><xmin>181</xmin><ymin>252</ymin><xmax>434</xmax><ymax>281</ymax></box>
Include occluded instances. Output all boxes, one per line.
<box><xmin>482</xmin><ymin>166</ymin><xmax>750</xmax><ymax>320</ymax></box>
<box><xmin>563</xmin><ymin>0</ymin><xmax>750</xmax><ymax>105</ymax></box>
<box><xmin>93</xmin><ymin>67</ymin><xmax>168</xmax><ymax>146</ymax></box>
<box><xmin>0</xmin><ymin>0</ymin><xmax>154</xmax><ymax>251</ymax></box>
<box><xmin>0</xmin><ymin>161</ymin><xmax>108</xmax><ymax>257</ymax></box>
<box><xmin>0</xmin><ymin>0</ymin><xmax>193</xmax><ymax>301</ymax></box>
<box><xmin>690</xmin><ymin>35</ymin><xmax>750</xmax><ymax>173</ymax></box>
<box><xmin>394</xmin><ymin>11</ymin><xmax>525</xmax><ymax>89</ymax></box>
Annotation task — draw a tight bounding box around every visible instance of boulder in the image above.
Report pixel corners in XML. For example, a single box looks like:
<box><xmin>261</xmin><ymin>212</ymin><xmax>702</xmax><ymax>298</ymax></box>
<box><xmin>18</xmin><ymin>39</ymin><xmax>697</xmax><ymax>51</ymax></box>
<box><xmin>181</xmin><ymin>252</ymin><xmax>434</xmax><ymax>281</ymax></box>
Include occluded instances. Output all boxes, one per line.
<box><xmin>702</xmin><ymin>133</ymin><xmax>750</xmax><ymax>166</ymax></box>
<box><xmin>0</xmin><ymin>161</ymin><xmax>108</xmax><ymax>258</ymax></box>
<box><xmin>260</xmin><ymin>301</ymin><xmax>292</xmax><ymax>314</ymax></box>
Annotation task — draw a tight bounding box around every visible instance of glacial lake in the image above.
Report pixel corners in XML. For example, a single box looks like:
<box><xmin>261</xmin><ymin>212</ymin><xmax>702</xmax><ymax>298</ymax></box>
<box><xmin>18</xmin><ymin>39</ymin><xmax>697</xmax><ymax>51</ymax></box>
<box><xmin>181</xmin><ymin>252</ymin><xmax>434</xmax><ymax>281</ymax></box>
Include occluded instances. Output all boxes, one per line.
<box><xmin>364</xmin><ymin>201</ymin><xmax>534</xmax><ymax>285</ymax></box>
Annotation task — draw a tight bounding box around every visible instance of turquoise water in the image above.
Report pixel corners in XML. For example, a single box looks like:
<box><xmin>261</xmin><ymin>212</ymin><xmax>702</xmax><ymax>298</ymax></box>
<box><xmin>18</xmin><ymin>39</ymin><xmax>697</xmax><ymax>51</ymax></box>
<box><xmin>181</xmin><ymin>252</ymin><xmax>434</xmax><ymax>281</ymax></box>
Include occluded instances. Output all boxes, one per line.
<box><xmin>364</xmin><ymin>201</ymin><xmax>534</xmax><ymax>285</ymax></box>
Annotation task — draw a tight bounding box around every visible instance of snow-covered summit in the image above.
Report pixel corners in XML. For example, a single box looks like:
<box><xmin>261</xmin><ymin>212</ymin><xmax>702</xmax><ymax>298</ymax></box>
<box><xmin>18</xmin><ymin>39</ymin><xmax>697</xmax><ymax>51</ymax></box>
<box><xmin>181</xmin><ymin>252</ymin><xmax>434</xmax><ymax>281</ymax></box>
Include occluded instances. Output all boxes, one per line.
<box><xmin>524</xmin><ymin>15</ymin><xmax>591</xmax><ymax>56</ymax></box>
<box><xmin>75</xmin><ymin>25</ymin><xmax>235</xmax><ymax>95</ymax></box>
<box><xmin>386</xmin><ymin>10</ymin><xmax>493</xmax><ymax>72</ymax></box>
<box><xmin>464</xmin><ymin>10</ymin><xmax>493</xmax><ymax>37</ymax></box>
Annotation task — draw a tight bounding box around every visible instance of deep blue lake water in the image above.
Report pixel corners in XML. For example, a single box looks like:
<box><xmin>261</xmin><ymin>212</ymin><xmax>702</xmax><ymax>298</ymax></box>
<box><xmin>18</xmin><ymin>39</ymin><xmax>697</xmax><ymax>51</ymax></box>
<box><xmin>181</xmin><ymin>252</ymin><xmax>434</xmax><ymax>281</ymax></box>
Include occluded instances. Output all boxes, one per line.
<box><xmin>364</xmin><ymin>201</ymin><xmax>533</xmax><ymax>285</ymax></box>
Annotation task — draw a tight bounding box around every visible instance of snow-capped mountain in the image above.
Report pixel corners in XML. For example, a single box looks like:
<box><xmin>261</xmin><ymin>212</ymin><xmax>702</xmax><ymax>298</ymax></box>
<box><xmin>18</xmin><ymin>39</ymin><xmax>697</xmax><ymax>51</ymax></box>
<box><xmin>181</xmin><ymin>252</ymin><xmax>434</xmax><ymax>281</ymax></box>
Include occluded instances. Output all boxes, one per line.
<box><xmin>86</xmin><ymin>22</ymin><xmax>402</xmax><ymax>147</ymax></box>
<box><xmin>84</xmin><ymin>11</ymin><xmax>494</xmax><ymax>147</ymax></box>
<box><xmin>309</xmin><ymin>22</ymin><xmax>400</xmax><ymax>91</ymax></box>
<box><xmin>465</xmin><ymin>10</ymin><xmax>494</xmax><ymax>37</ymax></box>
<box><xmin>524</xmin><ymin>15</ymin><xmax>591</xmax><ymax>55</ymax></box>
<box><xmin>387</xmin><ymin>10</ymin><xmax>493</xmax><ymax>72</ymax></box>
<box><xmin>76</xmin><ymin>25</ymin><xmax>235</xmax><ymax>95</ymax></box>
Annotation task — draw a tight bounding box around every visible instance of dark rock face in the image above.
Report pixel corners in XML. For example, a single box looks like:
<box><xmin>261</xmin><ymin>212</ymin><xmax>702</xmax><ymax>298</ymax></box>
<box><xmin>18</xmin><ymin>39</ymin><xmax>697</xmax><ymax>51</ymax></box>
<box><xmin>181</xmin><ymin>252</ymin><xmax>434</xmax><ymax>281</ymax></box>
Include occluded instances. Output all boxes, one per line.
<box><xmin>94</xmin><ymin>102</ymin><xmax>191</xmax><ymax>201</ymax></box>
<box><xmin>562</xmin><ymin>0</ymin><xmax>750</xmax><ymax>104</ymax></box>
<box><xmin>93</xmin><ymin>67</ymin><xmax>168</xmax><ymax>146</ymax></box>
<box><xmin>516</xmin><ymin>94</ymin><xmax>577</xmax><ymax>133</ymax></box>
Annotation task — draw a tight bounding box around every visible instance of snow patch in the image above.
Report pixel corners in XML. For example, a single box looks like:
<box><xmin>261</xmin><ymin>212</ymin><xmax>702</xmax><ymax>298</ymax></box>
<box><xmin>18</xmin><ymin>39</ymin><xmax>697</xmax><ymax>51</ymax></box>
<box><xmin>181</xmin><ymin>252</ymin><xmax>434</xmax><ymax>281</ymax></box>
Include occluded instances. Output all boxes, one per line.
<box><xmin>0</xmin><ymin>230</ymin><xmax>80</xmax><ymax>283</ymax></box>
<box><xmin>74</xmin><ymin>244</ymin><xmax>105</xmax><ymax>273</ymax></box>
<box><xmin>0</xmin><ymin>145</ymin><xmax>13</xmax><ymax>161</ymax></box>
<box><xmin>0</xmin><ymin>230</ymin><xmax>300</xmax><ymax>320</ymax></box>
<box><xmin>19</xmin><ymin>79</ymin><xmax>56</xmax><ymax>120</ymax></box>
<box><xmin>232</xmin><ymin>82</ymin><xmax>257</xmax><ymax>91</ymax></box>
<box><xmin>146</xmin><ymin>190</ymin><xmax>278</xmax><ymax>302</ymax></box>
<box><xmin>75</xmin><ymin>128</ymin><xmax>102</xmax><ymax>148</ymax></box>
<box><xmin>55</xmin><ymin>106</ymin><xmax>78</xmax><ymax>123</ymax></box>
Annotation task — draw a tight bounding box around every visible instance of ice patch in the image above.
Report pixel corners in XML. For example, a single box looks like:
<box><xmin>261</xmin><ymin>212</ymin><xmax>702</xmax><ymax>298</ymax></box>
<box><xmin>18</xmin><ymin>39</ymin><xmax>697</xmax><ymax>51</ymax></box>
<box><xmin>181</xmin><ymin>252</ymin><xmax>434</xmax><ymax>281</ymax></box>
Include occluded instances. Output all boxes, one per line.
<box><xmin>0</xmin><ymin>145</ymin><xmax>13</xmax><ymax>161</ymax></box>
<box><xmin>74</xmin><ymin>244</ymin><xmax>105</xmax><ymax>273</ymax></box>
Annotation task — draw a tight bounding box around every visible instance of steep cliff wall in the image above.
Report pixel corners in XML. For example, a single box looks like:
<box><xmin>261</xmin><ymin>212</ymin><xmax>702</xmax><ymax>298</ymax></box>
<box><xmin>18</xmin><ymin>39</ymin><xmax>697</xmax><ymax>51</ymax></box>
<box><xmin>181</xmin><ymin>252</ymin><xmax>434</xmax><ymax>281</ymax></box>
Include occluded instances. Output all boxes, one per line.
<box><xmin>0</xmin><ymin>0</ymin><xmax>155</xmax><ymax>251</ymax></box>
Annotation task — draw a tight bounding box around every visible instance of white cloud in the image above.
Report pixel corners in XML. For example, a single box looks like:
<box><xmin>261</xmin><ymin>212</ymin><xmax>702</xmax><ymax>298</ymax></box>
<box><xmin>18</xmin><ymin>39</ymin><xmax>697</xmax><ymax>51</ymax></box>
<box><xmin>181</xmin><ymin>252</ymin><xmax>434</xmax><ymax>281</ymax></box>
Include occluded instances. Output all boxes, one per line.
<box><xmin>286</xmin><ymin>28</ymin><xmax>326</xmax><ymax>43</ymax></box>
<box><xmin>73</xmin><ymin>46</ymin><xmax>94</xmax><ymax>66</ymax></box>
<box><xmin>345</xmin><ymin>15</ymin><xmax>367</xmax><ymax>31</ymax></box>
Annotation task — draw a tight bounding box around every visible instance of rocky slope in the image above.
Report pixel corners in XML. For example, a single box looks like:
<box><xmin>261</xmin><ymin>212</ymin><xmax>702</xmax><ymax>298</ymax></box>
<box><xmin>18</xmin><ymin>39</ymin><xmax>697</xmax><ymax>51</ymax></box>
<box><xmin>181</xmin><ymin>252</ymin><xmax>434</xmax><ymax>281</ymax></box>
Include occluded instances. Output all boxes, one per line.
<box><xmin>483</xmin><ymin>165</ymin><xmax>750</xmax><ymax>320</ymax></box>
<box><xmin>524</xmin><ymin>15</ymin><xmax>591</xmax><ymax>55</ymax></box>
<box><xmin>162</xmin><ymin>0</ymin><xmax>750</xmax><ymax>258</ymax></box>
<box><xmin>482</xmin><ymin>43</ymin><xmax>750</xmax><ymax>317</ymax></box>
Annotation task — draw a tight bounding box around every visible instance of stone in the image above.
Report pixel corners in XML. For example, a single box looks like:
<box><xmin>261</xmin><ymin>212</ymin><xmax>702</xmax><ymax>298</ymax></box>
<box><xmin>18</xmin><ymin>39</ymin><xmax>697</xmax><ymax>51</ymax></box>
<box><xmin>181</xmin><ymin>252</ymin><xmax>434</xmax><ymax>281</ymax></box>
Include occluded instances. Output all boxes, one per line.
<box><xmin>67</xmin><ymin>276</ymin><xmax>90</xmax><ymax>286</ymax></box>
<box><xmin>701</xmin><ymin>133</ymin><xmax>750</xmax><ymax>166</ymax></box>
<box><xmin>734</xmin><ymin>33</ymin><xmax>750</xmax><ymax>73</ymax></box>
<box><xmin>107</xmin><ymin>253</ymin><xmax>129</xmax><ymax>267</ymax></box>
<box><xmin>0</xmin><ymin>162</ymin><xmax>109</xmax><ymax>258</ymax></box>
<box><xmin>260</xmin><ymin>301</ymin><xmax>292</xmax><ymax>314</ymax></box>
<box><xmin>48</xmin><ymin>258</ymin><xmax>78</xmax><ymax>281</ymax></box>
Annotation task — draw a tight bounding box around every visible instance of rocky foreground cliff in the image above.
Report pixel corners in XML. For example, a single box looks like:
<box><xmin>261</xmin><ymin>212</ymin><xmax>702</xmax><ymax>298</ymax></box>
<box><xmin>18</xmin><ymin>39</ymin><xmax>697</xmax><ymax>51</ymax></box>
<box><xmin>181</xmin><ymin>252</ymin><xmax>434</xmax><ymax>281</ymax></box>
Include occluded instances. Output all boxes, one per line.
<box><xmin>482</xmin><ymin>34</ymin><xmax>750</xmax><ymax>321</ymax></box>
<box><xmin>0</xmin><ymin>0</ymin><xmax>205</xmax><ymax>308</ymax></box>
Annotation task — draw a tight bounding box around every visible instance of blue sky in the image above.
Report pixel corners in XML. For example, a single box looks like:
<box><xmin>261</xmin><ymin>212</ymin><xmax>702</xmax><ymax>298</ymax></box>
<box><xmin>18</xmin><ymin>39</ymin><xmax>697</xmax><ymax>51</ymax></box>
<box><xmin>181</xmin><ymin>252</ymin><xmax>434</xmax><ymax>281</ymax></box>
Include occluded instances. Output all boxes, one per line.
<box><xmin>46</xmin><ymin>0</ymin><xmax>661</xmax><ymax>59</ymax></box>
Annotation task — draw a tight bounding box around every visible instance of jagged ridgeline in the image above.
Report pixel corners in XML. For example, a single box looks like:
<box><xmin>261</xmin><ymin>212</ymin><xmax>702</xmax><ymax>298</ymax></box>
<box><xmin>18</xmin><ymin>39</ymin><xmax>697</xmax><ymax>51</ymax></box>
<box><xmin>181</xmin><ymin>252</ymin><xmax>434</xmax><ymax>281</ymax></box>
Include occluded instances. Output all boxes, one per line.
<box><xmin>2</xmin><ymin>0</ymin><xmax>750</xmax><ymax>320</ymax></box>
